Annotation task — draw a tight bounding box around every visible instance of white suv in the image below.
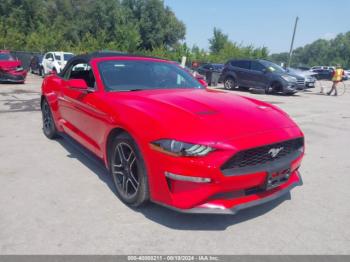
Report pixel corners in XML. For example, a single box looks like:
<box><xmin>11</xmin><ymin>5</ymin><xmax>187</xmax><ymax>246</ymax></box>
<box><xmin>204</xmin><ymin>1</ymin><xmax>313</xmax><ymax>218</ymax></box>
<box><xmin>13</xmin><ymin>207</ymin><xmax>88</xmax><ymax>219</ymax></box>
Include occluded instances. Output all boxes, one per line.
<box><xmin>42</xmin><ymin>51</ymin><xmax>74</xmax><ymax>75</ymax></box>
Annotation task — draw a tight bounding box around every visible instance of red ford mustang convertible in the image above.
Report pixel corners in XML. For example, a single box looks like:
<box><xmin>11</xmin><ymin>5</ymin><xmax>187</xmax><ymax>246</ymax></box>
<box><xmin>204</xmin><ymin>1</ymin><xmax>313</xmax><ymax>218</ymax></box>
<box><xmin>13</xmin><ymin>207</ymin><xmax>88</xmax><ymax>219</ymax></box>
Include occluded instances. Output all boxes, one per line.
<box><xmin>41</xmin><ymin>52</ymin><xmax>304</xmax><ymax>214</ymax></box>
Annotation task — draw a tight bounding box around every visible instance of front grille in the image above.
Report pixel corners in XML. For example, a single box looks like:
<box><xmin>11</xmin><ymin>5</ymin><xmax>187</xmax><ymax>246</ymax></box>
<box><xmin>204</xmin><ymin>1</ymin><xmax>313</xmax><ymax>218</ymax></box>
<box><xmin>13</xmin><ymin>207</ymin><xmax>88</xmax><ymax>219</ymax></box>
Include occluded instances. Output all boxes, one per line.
<box><xmin>221</xmin><ymin>137</ymin><xmax>304</xmax><ymax>172</ymax></box>
<box><xmin>297</xmin><ymin>79</ymin><xmax>305</xmax><ymax>86</ymax></box>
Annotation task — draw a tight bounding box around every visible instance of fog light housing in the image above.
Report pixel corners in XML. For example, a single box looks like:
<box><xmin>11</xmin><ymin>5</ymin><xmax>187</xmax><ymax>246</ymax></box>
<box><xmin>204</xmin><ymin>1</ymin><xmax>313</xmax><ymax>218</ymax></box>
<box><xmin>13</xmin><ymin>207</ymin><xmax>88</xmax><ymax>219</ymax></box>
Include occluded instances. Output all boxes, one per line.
<box><xmin>165</xmin><ymin>172</ymin><xmax>211</xmax><ymax>183</ymax></box>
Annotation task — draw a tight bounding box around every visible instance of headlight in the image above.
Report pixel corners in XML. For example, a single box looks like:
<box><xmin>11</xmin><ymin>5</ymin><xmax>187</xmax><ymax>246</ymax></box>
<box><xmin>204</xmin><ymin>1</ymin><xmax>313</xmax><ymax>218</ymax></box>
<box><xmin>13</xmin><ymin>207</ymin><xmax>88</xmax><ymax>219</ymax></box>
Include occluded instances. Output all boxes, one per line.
<box><xmin>282</xmin><ymin>75</ymin><xmax>297</xmax><ymax>82</ymax></box>
<box><xmin>16</xmin><ymin>66</ymin><xmax>23</xmax><ymax>71</ymax></box>
<box><xmin>151</xmin><ymin>139</ymin><xmax>214</xmax><ymax>156</ymax></box>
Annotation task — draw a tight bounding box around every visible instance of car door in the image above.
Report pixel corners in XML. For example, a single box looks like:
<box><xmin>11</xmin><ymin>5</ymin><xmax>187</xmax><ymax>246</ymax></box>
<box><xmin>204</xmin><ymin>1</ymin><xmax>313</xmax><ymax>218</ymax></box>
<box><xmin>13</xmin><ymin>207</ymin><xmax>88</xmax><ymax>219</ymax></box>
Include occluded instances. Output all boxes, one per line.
<box><xmin>249</xmin><ymin>61</ymin><xmax>269</xmax><ymax>89</ymax></box>
<box><xmin>58</xmin><ymin>62</ymin><xmax>108</xmax><ymax>157</ymax></box>
<box><xmin>232</xmin><ymin>60</ymin><xmax>251</xmax><ymax>87</ymax></box>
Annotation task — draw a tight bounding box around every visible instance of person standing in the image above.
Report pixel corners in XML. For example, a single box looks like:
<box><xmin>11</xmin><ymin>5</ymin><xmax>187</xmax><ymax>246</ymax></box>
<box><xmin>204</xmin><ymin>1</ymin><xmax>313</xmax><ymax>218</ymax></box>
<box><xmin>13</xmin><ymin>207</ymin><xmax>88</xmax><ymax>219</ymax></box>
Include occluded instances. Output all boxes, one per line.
<box><xmin>327</xmin><ymin>65</ymin><xmax>344</xmax><ymax>96</ymax></box>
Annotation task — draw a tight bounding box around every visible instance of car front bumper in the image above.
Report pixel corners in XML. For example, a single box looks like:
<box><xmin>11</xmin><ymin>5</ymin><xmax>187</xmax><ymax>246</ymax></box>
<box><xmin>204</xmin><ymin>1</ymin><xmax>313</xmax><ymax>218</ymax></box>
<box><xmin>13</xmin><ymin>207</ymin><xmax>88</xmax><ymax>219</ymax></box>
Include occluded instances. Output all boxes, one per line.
<box><xmin>283</xmin><ymin>86</ymin><xmax>298</xmax><ymax>94</ymax></box>
<box><xmin>0</xmin><ymin>70</ymin><xmax>27</xmax><ymax>83</ymax></box>
<box><xmin>281</xmin><ymin>81</ymin><xmax>298</xmax><ymax>93</ymax></box>
<box><xmin>154</xmin><ymin>171</ymin><xmax>302</xmax><ymax>214</ymax></box>
<box><xmin>305</xmin><ymin>81</ymin><xmax>316</xmax><ymax>88</ymax></box>
<box><xmin>144</xmin><ymin>127</ymin><xmax>304</xmax><ymax>214</ymax></box>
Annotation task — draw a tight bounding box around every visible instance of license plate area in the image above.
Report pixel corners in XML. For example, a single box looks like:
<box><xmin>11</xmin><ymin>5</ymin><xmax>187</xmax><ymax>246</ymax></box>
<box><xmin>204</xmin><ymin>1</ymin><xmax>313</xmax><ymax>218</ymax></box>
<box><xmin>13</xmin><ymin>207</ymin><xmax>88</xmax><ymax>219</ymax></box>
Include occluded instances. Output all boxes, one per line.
<box><xmin>265</xmin><ymin>168</ymin><xmax>291</xmax><ymax>190</ymax></box>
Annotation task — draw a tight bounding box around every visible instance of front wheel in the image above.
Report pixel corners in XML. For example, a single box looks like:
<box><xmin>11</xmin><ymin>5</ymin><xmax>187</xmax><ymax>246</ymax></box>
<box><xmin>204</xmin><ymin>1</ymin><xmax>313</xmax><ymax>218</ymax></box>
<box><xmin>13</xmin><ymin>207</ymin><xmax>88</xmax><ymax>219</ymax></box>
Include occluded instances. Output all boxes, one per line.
<box><xmin>109</xmin><ymin>133</ymin><xmax>149</xmax><ymax>207</ymax></box>
<box><xmin>41</xmin><ymin>98</ymin><xmax>59</xmax><ymax>139</ymax></box>
<box><xmin>266</xmin><ymin>82</ymin><xmax>280</xmax><ymax>94</ymax></box>
<box><xmin>224</xmin><ymin>77</ymin><xmax>236</xmax><ymax>90</ymax></box>
<box><xmin>39</xmin><ymin>67</ymin><xmax>44</xmax><ymax>77</ymax></box>
<box><xmin>42</xmin><ymin>67</ymin><xmax>47</xmax><ymax>78</ymax></box>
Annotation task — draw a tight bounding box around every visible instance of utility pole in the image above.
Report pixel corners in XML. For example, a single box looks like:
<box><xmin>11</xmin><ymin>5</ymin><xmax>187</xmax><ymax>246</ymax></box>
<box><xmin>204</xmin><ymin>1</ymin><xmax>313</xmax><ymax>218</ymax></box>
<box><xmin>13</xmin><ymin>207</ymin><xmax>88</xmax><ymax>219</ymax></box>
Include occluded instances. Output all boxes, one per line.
<box><xmin>288</xmin><ymin>16</ymin><xmax>299</xmax><ymax>67</ymax></box>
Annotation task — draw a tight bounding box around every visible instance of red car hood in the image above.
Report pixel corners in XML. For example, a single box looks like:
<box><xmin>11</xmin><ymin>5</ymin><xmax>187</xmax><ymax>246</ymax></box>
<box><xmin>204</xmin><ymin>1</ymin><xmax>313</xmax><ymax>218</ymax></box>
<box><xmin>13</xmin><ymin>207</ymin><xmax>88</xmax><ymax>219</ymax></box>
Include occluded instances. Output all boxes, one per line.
<box><xmin>108</xmin><ymin>88</ymin><xmax>298</xmax><ymax>142</ymax></box>
<box><xmin>0</xmin><ymin>60</ymin><xmax>21</xmax><ymax>69</ymax></box>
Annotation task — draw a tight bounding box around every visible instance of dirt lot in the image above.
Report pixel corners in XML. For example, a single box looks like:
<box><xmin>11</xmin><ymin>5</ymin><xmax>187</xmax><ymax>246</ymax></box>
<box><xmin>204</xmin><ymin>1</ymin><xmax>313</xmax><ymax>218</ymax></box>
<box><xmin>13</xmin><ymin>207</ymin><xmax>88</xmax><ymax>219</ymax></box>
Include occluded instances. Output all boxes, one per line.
<box><xmin>1</xmin><ymin>74</ymin><xmax>350</xmax><ymax>254</ymax></box>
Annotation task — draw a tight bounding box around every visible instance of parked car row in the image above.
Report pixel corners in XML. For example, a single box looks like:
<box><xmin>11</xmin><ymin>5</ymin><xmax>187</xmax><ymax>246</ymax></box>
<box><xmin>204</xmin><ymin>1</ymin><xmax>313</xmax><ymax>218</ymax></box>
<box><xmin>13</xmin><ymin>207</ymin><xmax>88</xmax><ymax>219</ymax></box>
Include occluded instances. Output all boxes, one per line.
<box><xmin>309</xmin><ymin>66</ymin><xmax>349</xmax><ymax>81</ymax></box>
<box><xmin>0</xmin><ymin>50</ymin><xmax>75</xmax><ymax>84</ymax></box>
<box><xmin>4</xmin><ymin>49</ymin><xmax>347</xmax><ymax>97</ymax></box>
<box><xmin>30</xmin><ymin>51</ymin><xmax>74</xmax><ymax>77</ymax></box>
<box><xmin>193</xmin><ymin>59</ymin><xmax>319</xmax><ymax>95</ymax></box>
<box><xmin>220</xmin><ymin>59</ymin><xmax>312</xmax><ymax>95</ymax></box>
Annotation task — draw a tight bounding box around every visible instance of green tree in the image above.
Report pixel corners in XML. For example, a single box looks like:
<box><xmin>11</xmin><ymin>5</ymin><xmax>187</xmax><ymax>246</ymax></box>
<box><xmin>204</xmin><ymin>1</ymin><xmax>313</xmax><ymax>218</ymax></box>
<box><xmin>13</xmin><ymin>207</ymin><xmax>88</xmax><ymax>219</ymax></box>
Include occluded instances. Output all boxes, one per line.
<box><xmin>209</xmin><ymin>27</ymin><xmax>230</xmax><ymax>53</ymax></box>
<box><xmin>270</xmin><ymin>32</ymin><xmax>350</xmax><ymax>68</ymax></box>
<box><xmin>0</xmin><ymin>0</ymin><xmax>185</xmax><ymax>53</ymax></box>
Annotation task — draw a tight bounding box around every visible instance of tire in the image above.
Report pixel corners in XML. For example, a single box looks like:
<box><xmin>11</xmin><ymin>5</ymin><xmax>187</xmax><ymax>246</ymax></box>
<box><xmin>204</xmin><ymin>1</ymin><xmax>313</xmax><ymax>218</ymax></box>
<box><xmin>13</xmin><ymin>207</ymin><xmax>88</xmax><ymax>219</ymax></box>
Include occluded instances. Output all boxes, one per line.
<box><xmin>42</xmin><ymin>67</ymin><xmax>46</xmax><ymax>78</ymax></box>
<box><xmin>224</xmin><ymin>77</ymin><xmax>236</xmax><ymax>90</ymax></box>
<box><xmin>109</xmin><ymin>133</ymin><xmax>149</xmax><ymax>207</ymax></box>
<box><xmin>41</xmin><ymin>98</ymin><xmax>59</xmax><ymax>139</ymax></box>
<box><xmin>265</xmin><ymin>85</ymin><xmax>272</xmax><ymax>94</ymax></box>
<box><xmin>39</xmin><ymin>67</ymin><xmax>43</xmax><ymax>77</ymax></box>
<box><xmin>266</xmin><ymin>82</ymin><xmax>280</xmax><ymax>94</ymax></box>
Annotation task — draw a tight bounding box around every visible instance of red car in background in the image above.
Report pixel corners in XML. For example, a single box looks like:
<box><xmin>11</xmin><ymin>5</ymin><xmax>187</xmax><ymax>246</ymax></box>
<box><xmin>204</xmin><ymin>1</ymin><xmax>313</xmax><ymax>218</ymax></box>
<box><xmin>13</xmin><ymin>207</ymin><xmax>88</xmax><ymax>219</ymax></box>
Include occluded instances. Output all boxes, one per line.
<box><xmin>41</xmin><ymin>52</ymin><xmax>304</xmax><ymax>215</ymax></box>
<box><xmin>0</xmin><ymin>50</ymin><xmax>27</xmax><ymax>83</ymax></box>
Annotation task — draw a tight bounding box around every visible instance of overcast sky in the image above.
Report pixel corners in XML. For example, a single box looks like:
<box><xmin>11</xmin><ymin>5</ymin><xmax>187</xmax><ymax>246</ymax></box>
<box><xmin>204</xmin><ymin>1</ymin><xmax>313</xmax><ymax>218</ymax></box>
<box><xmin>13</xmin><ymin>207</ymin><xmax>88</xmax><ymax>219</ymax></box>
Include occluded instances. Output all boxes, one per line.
<box><xmin>164</xmin><ymin>0</ymin><xmax>350</xmax><ymax>53</ymax></box>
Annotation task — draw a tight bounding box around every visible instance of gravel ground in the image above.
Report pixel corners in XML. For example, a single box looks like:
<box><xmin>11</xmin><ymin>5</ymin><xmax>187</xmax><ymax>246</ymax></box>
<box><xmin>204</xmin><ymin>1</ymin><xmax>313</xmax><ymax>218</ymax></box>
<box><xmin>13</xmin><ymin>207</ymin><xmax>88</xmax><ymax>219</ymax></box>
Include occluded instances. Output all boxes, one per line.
<box><xmin>0</xmin><ymin>74</ymin><xmax>350</xmax><ymax>254</ymax></box>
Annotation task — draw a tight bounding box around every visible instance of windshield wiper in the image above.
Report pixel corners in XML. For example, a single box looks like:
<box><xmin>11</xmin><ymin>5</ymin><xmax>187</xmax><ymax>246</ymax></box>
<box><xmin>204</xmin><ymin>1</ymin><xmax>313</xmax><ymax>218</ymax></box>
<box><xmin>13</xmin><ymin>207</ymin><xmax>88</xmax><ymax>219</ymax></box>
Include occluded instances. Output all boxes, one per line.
<box><xmin>127</xmin><ymin>89</ymin><xmax>145</xmax><ymax>91</ymax></box>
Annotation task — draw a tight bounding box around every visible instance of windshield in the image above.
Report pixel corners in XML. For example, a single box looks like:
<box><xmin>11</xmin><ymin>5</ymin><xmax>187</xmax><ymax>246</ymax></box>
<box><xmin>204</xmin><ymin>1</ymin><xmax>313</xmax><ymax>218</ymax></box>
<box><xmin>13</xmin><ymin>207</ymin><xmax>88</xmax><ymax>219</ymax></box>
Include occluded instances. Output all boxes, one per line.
<box><xmin>0</xmin><ymin>53</ymin><xmax>15</xmax><ymax>61</ymax></box>
<box><xmin>64</xmin><ymin>54</ymin><xmax>74</xmax><ymax>61</ymax></box>
<box><xmin>99</xmin><ymin>60</ymin><xmax>203</xmax><ymax>91</ymax></box>
<box><xmin>213</xmin><ymin>64</ymin><xmax>224</xmax><ymax>71</ymax></box>
<box><xmin>287</xmin><ymin>68</ymin><xmax>298</xmax><ymax>74</ymax></box>
<box><xmin>260</xmin><ymin>60</ymin><xmax>285</xmax><ymax>73</ymax></box>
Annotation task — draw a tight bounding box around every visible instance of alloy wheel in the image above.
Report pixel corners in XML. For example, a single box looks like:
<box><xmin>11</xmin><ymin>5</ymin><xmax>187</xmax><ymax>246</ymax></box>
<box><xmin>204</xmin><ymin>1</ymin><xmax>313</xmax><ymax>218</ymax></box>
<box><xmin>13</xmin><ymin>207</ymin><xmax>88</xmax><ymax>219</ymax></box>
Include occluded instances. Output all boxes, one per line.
<box><xmin>42</xmin><ymin>101</ymin><xmax>54</xmax><ymax>134</ymax></box>
<box><xmin>112</xmin><ymin>142</ymin><xmax>140</xmax><ymax>199</ymax></box>
<box><xmin>224</xmin><ymin>78</ymin><xmax>235</xmax><ymax>90</ymax></box>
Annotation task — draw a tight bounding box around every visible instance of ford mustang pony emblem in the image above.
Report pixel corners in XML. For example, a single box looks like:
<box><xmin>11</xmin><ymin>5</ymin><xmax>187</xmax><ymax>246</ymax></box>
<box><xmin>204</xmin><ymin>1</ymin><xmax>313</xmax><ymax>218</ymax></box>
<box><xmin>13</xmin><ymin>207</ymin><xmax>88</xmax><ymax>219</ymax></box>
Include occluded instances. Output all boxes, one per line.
<box><xmin>268</xmin><ymin>147</ymin><xmax>284</xmax><ymax>158</ymax></box>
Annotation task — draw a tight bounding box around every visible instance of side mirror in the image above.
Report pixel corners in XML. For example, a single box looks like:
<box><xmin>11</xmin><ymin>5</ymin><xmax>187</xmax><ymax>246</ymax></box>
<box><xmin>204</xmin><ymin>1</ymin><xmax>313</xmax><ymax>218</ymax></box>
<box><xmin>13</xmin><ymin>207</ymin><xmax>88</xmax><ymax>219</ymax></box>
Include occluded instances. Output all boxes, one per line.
<box><xmin>67</xmin><ymin>79</ymin><xmax>88</xmax><ymax>91</ymax></box>
<box><xmin>196</xmin><ymin>77</ymin><xmax>208</xmax><ymax>88</ymax></box>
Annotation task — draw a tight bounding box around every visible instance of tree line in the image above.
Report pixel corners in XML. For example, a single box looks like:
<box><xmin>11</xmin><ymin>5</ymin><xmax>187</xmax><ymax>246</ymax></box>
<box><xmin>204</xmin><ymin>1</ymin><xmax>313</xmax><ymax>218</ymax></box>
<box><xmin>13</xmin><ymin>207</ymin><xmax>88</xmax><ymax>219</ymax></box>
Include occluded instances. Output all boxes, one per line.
<box><xmin>0</xmin><ymin>0</ymin><xmax>269</xmax><ymax>64</ymax></box>
<box><xmin>270</xmin><ymin>31</ymin><xmax>350</xmax><ymax>69</ymax></box>
<box><xmin>0</xmin><ymin>0</ymin><xmax>186</xmax><ymax>52</ymax></box>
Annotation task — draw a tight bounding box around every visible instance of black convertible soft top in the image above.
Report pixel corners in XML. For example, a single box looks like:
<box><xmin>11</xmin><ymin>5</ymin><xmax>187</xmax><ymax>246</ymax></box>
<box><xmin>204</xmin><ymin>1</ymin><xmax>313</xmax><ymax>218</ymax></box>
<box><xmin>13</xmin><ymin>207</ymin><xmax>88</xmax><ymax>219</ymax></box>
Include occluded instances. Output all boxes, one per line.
<box><xmin>60</xmin><ymin>51</ymin><xmax>167</xmax><ymax>76</ymax></box>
